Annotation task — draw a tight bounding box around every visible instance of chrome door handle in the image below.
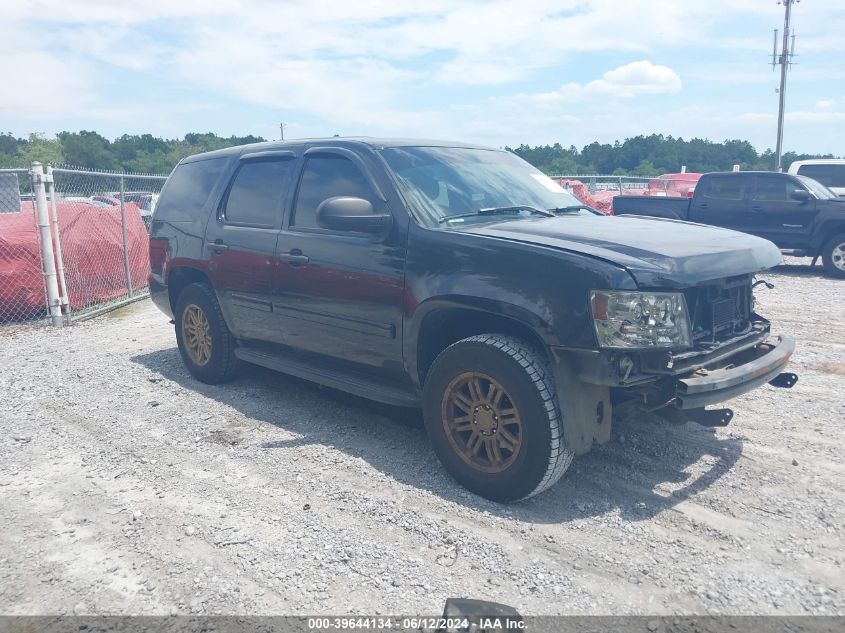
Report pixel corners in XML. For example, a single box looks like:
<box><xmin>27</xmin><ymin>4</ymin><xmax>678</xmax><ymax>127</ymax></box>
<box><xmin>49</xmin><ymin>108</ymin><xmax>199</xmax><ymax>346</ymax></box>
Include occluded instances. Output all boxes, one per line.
<box><xmin>206</xmin><ymin>240</ymin><xmax>229</xmax><ymax>253</ymax></box>
<box><xmin>279</xmin><ymin>249</ymin><xmax>309</xmax><ymax>267</ymax></box>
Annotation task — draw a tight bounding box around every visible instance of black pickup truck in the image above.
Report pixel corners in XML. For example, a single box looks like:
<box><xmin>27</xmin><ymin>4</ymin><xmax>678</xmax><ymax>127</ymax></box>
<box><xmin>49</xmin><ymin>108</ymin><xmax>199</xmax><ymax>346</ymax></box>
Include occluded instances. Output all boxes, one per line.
<box><xmin>150</xmin><ymin>139</ymin><xmax>797</xmax><ymax>502</ymax></box>
<box><xmin>614</xmin><ymin>171</ymin><xmax>845</xmax><ymax>278</ymax></box>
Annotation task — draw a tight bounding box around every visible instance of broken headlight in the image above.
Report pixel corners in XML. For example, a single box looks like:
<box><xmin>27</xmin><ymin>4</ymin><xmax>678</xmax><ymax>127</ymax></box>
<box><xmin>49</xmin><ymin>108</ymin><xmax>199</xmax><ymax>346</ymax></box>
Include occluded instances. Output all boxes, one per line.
<box><xmin>590</xmin><ymin>291</ymin><xmax>691</xmax><ymax>349</ymax></box>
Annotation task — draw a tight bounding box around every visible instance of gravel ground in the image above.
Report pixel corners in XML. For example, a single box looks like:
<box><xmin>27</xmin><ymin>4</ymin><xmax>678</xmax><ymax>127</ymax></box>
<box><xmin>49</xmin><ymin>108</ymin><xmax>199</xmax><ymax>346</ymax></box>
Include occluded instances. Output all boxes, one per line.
<box><xmin>0</xmin><ymin>258</ymin><xmax>843</xmax><ymax>617</ymax></box>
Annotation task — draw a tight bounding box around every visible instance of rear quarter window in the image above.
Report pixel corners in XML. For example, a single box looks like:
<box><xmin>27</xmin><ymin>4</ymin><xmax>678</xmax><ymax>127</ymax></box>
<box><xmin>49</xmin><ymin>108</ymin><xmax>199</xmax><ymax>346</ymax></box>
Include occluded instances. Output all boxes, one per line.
<box><xmin>154</xmin><ymin>157</ymin><xmax>228</xmax><ymax>222</ymax></box>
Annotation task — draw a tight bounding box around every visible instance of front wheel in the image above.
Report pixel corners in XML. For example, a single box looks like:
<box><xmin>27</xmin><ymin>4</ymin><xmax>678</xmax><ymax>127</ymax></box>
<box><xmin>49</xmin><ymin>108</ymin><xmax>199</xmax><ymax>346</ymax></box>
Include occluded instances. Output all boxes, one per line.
<box><xmin>422</xmin><ymin>334</ymin><xmax>573</xmax><ymax>502</ymax></box>
<box><xmin>821</xmin><ymin>233</ymin><xmax>845</xmax><ymax>279</ymax></box>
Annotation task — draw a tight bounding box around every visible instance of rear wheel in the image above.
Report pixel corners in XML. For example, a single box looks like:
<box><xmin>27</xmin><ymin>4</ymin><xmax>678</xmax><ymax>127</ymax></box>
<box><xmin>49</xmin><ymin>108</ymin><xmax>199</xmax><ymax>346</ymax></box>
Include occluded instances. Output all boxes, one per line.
<box><xmin>821</xmin><ymin>233</ymin><xmax>845</xmax><ymax>279</ymax></box>
<box><xmin>174</xmin><ymin>283</ymin><xmax>241</xmax><ymax>383</ymax></box>
<box><xmin>422</xmin><ymin>334</ymin><xmax>572</xmax><ymax>502</ymax></box>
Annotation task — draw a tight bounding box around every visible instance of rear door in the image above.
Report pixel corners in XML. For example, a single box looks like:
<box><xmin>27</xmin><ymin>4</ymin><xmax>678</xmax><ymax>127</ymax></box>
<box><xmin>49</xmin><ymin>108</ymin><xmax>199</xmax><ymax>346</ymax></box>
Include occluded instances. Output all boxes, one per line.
<box><xmin>688</xmin><ymin>175</ymin><xmax>751</xmax><ymax>231</ymax></box>
<box><xmin>204</xmin><ymin>151</ymin><xmax>296</xmax><ymax>343</ymax></box>
<box><xmin>748</xmin><ymin>174</ymin><xmax>818</xmax><ymax>248</ymax></box>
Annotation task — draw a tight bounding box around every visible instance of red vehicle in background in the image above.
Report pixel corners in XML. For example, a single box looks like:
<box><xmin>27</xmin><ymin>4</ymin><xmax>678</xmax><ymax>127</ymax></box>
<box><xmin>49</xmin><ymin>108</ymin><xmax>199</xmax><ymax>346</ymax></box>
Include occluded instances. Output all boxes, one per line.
<box><xmin>647</xmin><ymin>173</ymin><xmax>702</xmax><ymax>198</ymax></box>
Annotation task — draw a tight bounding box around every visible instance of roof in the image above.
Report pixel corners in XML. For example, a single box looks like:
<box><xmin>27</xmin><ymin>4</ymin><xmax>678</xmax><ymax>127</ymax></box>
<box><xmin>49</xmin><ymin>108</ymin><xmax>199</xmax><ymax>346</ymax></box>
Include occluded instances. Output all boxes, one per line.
<box><xmin>181</xmin><ymin>137</ymin><xmax>498</xmax><ymax>164</ymax></box>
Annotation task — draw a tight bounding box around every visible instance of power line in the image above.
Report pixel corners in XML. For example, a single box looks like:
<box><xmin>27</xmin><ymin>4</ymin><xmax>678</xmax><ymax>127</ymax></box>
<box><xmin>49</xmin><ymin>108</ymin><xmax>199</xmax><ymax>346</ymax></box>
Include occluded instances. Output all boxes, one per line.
<box><xmin>771</xmin><ymin>0</ymin><xmax>799</xmax><ymax>172</ymax></box>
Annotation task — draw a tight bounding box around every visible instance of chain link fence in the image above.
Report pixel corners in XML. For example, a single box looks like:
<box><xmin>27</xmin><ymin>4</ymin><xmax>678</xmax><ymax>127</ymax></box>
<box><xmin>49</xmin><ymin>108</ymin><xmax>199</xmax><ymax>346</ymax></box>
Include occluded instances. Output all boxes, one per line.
<box><xmin>0</xmin><ymin>164</ymin><xmax>167</xmax><ymax>326</ymax></box>
<box><xmin>0</xmin><ymin>169</ymin><xmax>42</xmax><ymax>322</ymax></box>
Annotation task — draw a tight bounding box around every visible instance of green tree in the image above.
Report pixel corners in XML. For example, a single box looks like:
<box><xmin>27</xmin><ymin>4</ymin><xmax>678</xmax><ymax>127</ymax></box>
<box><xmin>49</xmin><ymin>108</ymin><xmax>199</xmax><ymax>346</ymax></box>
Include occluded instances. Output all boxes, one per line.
<box><xmin>57</xmin><ymin>130</ymin><xmax>119</xmax><ymax>170</ymax></box>
<box><xmin>16</xmin><ymin>133</ymin><xmax>65</xmax><ymax>166</ymax></box>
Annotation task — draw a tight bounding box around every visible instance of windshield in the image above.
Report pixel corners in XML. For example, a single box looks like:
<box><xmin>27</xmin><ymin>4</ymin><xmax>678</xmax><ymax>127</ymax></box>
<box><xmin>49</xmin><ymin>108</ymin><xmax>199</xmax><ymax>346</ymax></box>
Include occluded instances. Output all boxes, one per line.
<box><xmin>797</xmin><ymin>175</ymin><xmax>837</xmax><ymax>200</ymax></box>
<box><xmin>380</xmin><ymin>146</ymin><xmax>591</xmax><ymax>226</ymax></box>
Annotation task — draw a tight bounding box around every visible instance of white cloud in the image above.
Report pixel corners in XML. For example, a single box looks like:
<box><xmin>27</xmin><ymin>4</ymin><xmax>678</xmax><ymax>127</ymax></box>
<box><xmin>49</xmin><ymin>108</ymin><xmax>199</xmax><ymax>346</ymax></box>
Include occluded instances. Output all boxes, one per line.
<box><xmin>815</xmin><ymin>99</ymin><xmax>836</xmax><ymax>110</ymax></box>
<box><xmin>504</xmin><ymin>61</ymin><xmax>681</xmax><ymax>108</ymax></box>
<box><xmin>0</xmin><ymin>0</ymin><xmax>843</xmax><ymax>153</ymax></box>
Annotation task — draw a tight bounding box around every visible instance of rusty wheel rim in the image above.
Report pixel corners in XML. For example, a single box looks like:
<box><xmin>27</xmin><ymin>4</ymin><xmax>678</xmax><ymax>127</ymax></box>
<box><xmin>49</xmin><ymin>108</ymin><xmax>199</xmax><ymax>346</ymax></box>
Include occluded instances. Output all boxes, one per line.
<box><xmin>182</xmin><ymin>304</ymin><xmax>212</xmax><ymax>366</ymax></box>
<box><xmin>441</xmin><ymin>371</ymin><xmax>523</xmax><ymax>474</ymax></box>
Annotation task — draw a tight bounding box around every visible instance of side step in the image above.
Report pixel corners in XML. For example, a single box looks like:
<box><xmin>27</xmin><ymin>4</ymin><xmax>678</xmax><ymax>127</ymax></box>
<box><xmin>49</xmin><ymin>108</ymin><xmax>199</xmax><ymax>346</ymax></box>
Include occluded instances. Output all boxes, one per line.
<box><xmin>234</xmin><ymin>346</ymin><xmax>420</xmax><ymax>408</ymax></box>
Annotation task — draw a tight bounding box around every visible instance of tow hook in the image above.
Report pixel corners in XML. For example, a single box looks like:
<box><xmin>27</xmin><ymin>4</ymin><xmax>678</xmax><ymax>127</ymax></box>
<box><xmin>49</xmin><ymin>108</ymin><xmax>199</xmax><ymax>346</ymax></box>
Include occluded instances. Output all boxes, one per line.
<box><xmin>769</xmin><ymin>372</ymin><xmax>798</xmax><ymax>388</ymax></box>
<box><xmin>752</xmin><ymin>279</ymin><xmax>775</xmax><ymax>290</ymax></box>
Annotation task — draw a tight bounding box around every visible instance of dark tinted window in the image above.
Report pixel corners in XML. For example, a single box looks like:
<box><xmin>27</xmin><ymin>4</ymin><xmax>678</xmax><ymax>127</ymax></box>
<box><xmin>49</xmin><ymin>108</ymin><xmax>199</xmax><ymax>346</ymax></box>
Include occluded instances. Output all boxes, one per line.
<box><xmin>702</xmin><ymin>176</ymin><xmax>747</xmax><ymax>201</ymax></box>
<box><xmin>753</xmin><ymin>176</ymin><xmax>802</xmax><ymax>201</ymax></box>
<box><xmin>292</xmin><ymin>155</ymin><xmax>375</xmax><ymax>229</ymax></box>
<box><xmin>797</xmin><ymin>164</ymin><xmax>845</xmax><ymax>188</ymax></box>
<box><xmin>223</xmin><ymin>159</ymin><xmax>291</xmax><ymax>227</ymax></box>
<box><xmin>155</xmin><ymin>157</ymin><xmax>227</xmax><ymax>222</ymax></box>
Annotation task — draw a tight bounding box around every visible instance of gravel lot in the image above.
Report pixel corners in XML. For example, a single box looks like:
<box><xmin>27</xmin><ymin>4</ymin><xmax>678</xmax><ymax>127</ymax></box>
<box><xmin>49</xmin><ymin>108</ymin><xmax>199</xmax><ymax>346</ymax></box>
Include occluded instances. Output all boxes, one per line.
<box><xmin>1</xmin><ymin>258</ymin><xmax>843</xmax><ymax>617</ymax></box>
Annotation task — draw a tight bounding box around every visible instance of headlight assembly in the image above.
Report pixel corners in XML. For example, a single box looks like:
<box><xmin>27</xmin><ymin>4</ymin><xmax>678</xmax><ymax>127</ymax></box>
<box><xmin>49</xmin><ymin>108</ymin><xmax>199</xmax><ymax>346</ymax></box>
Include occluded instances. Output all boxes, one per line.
<box><xmin>590</xmin><ymin>290</ymin><xmax>692</xmax><ymax>349</ymax></box>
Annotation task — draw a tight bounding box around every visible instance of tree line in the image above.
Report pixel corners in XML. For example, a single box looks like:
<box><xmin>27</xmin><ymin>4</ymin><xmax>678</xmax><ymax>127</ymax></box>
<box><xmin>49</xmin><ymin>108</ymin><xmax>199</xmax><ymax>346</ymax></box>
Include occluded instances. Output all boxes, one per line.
<box><xmin>508</xmin><ymin>135</ymin><xmax>838</xmax><ymax>176</ymax></box>
<box><xmin>1</xmin><ymin>130</ymin><xmax>838</xmax><ymax>176</ymax></box>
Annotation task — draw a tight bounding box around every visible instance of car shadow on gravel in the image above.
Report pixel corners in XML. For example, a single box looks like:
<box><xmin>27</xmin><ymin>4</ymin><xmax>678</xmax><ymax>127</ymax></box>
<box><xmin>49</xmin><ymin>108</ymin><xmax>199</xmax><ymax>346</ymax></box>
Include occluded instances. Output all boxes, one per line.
<box><xmin>769</xmin><ymin>262</ymin><xmax>829</xmax><ymax>278</ymax></box>
<box><xmin>133</xmin><ymin>347</ymin><xmax>744</xmax><ymax>526</ymax></box>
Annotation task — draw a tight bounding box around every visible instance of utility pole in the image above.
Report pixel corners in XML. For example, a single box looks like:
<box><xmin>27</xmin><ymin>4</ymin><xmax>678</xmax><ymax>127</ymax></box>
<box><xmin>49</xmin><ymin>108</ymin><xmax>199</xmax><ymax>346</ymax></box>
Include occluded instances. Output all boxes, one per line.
<box><xmin>772</xmin><ymin>0</ymin><xmax>798</xmax><ymax>172</ymax></box>
<box><xmin>280</xmin><ymin>121</ymin><xmax>286</xmax><ymax>141</ymax></box>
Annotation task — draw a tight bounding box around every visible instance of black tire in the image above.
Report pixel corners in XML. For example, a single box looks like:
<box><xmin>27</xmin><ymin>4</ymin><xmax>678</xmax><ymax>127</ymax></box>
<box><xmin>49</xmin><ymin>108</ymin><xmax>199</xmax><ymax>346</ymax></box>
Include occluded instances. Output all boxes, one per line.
<box><xmin>821</xmin><ymin>232</ymin><xmax>845</xmax><ymax>279</ymax></box>
<box><xmin>174</xmin><ymin>283</ymin><xmax>241</xmax><ymax>384</ymax></box>
<box><xmin>422</xmin><ymin>334</ymin><xmax>573</xmax><ymax>502</ymax></box>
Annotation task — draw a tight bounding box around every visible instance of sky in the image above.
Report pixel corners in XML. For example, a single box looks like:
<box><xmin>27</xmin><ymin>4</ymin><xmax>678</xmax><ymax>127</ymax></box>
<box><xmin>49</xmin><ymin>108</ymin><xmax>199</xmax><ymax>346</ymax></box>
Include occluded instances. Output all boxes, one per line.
<box><xmin>2</xmin><ymin>0</ymin><xmax>844</xmax><ymax>154</ymax></box>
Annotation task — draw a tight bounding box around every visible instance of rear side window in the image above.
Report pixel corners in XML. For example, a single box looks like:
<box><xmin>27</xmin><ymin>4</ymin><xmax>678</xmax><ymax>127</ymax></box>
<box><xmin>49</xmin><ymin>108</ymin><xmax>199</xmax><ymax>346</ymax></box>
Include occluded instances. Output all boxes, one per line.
<box><xmin>701</xmin><ymin>176</ymin><xmax>747</xmax><ymax>201</ymax></box>
<box><xmin>222</xmin><ymin>158</ymin><xmax>292</xmax><ymax>227</ymax></box>
<box><xmin>292</xmin><ymin>155</ymin><xmax>376</xmax><ymax>230</ymax></box>
<box><xmin>797</xmin><ymin>164</ymin><xmax>845</xmax><ymax>189</ymax></box>
<box><xmin>155</xmin><ymin>157</ymin><xmax>227</xmax><ymax>222</ymax></box>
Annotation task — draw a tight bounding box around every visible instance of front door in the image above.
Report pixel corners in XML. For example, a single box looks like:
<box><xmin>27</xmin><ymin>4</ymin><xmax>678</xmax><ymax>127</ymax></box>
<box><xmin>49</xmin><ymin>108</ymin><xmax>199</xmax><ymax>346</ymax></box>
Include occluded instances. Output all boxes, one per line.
<box><xmin>205</xmin><ymin>152</ymin><xmax>296</xmax><ymax>344</ymax></box>
<box><xmin>748</xmin><ymin>174</ymin><xmax>818</xmax><ymax>248</ymax></box>
<box><xmin>274</xmin><ymin>148</ymin><xmax>407</xmax><ymax>373</ymax></box>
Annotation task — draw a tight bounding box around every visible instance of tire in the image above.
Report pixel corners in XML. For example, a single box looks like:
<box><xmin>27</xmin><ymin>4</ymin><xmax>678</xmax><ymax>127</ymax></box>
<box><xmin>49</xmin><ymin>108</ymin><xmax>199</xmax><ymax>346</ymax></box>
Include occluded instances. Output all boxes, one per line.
<box><xmin>821</xmin><ymin>233</ymin><xmax>845</xmax><ymax>279</ymax></box>
<box><xmin>174</xmin><ymin>283</ymin><xmax>241</xmax><ymax>384</ymax></box>
<box><xmin>422</xmin><ymin>334</ymin><xmax>573</xmax><ymax>502</ymax></box>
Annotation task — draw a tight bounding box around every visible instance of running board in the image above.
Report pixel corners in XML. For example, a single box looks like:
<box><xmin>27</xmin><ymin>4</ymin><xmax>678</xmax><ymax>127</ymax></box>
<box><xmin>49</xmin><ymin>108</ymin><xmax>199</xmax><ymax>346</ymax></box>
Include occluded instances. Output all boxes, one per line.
<box><xmin>234</xmin><ymin>346</ymin><xmax>420</xmax><ymax>407</ymax></box>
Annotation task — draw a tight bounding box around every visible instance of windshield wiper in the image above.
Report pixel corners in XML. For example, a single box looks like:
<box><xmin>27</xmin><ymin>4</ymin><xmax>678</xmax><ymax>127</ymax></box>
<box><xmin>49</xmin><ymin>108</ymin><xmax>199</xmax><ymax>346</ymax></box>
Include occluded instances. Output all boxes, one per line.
<box><xmin>549</xmin><ymin>204</ymin><xmax>598</xmax><ymax>214</ymax></box>
<box><xmin>438</xmin><ymin>205</ymin><xmax>554</xmax><ymax>224</ymax></box>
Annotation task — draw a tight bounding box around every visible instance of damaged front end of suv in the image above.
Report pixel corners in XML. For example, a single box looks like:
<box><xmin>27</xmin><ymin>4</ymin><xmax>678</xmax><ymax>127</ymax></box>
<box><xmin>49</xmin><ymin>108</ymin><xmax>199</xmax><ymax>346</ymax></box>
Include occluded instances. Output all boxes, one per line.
<box><xmin>572</xmin><ymin>273</ymin><xmax>797</xmax><ymax>429</ymax></box>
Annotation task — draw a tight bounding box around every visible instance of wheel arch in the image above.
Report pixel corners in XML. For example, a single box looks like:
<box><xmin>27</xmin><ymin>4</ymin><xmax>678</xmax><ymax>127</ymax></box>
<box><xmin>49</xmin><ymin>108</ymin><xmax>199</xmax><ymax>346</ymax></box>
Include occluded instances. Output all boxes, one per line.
<box><xmin>814</xmin><ymin>223</ymin><xmax>845</xmax><ymax>256</ymax></box>
<box><xmin>167</xmin><ymin>266</ymin><xmax>214</xmax><ymax>315</ymax></box>
<box><xmin>410</xmin><ymin>297</ymin><xmax>554</xmax><ymax>388</ymax></box>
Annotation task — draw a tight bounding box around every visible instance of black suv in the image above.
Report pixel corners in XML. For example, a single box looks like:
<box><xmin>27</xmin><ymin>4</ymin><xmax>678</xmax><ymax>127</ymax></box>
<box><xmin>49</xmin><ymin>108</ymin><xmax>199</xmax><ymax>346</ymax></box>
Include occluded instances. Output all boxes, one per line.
<box><xmin>149</xmin><ymin>138</ymin><xmax>797</xmax><ymax>502</ymax></box>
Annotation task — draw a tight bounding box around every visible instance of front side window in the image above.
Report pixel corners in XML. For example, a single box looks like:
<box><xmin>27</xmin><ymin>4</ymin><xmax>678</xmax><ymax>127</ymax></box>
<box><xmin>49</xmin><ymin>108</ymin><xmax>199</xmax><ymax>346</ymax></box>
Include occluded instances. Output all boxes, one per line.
<box><xmin>223</xmin><ymin>158</ymin><xmax>291</xmax><ymax>227</ymax></box>
<box><xmin>753</xmin><ymin>176</ymin><xmax>802</xmax><ymax>202</ymax></box>
<box><xmin>292</xmin><ymin>155</ymin><xmax>376</xmax><ymax>229</ymax></box>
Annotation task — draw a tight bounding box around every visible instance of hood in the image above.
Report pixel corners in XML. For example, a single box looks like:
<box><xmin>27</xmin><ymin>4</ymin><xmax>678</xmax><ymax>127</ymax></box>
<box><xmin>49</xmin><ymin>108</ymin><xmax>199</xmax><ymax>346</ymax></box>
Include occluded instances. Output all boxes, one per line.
<box><xmin>464</xmin><ymin>214</ymin><xmax>782</xmax><ymax>288</ymax></box>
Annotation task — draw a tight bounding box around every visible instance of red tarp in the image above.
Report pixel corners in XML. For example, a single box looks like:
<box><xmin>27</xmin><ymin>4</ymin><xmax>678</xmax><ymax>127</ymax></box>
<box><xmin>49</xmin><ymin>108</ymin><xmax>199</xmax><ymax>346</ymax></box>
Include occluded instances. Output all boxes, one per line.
<box><xmin>0</xmin><ymin>202</ymin><xmax>150</xmax><ymax>320</ymax></box>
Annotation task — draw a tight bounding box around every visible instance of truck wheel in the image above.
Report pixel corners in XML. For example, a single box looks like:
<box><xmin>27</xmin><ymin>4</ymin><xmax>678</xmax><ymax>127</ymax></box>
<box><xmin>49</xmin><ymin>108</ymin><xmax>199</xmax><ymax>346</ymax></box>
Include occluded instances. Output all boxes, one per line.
<box><xmin>174</xmin><ymin>283</ymin><xmax>241</xmax><ymax>384</ymax></box>
<box><xmin>422</xmin><ymin>334</ymin><xmax>573</xmax><ymax>502</ymax></box>
<box><xmin>821</xmin><ymin>233</ymin><xmax>845</xmax><ymax>279</ymax></box>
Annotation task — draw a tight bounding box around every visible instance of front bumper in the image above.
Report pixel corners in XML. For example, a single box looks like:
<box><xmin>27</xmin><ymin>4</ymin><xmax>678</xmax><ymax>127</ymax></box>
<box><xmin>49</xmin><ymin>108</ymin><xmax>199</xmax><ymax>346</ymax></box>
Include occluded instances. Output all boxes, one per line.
<box><xmin>674</xmin><ymin>334</ymin><xmax>796</xmax><ymax>409</ymax></box>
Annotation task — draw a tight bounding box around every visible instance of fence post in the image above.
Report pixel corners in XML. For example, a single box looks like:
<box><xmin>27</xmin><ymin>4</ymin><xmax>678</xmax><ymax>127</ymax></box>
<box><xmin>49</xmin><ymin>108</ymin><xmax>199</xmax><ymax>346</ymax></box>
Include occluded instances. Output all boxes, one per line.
<box><xmin>46</xmin><ymin>165</ymin><xmax>69</xmax><ymax>314</ymax></box>
<box><xmin>31</xmin><ymin>162</ymin><xmax>64</xmax><ymax>327</ymax></box>
<box><xmin>119</xmin><ymin>175</ymin><xmax>133</xmax><ymax>296</ymax></box>
<box><xmin>617</xmin><ymin>176</ymin><xmax>623</xmax><ymax>193</ymax></box>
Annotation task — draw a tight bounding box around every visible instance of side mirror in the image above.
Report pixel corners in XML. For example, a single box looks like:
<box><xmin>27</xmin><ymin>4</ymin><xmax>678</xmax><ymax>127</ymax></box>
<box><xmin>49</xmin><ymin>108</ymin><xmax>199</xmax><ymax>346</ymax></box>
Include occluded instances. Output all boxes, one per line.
<box><xmin>790</xmin><ymin>189</ymin><xmax>811</xmax><ymax>203</ymax></box>
<box><xmin>316</xmin><ymin>196</ymin><xmax>392</xmax><ymax>234</ymax></box>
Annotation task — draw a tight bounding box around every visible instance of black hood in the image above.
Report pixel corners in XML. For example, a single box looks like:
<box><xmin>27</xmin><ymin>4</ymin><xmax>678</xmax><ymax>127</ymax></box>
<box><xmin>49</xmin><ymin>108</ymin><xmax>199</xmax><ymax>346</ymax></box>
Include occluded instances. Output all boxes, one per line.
<box><xmin>464</xmin><ymin>214</ymin><xmax>782</xmax><ymax>288</ymax></box>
